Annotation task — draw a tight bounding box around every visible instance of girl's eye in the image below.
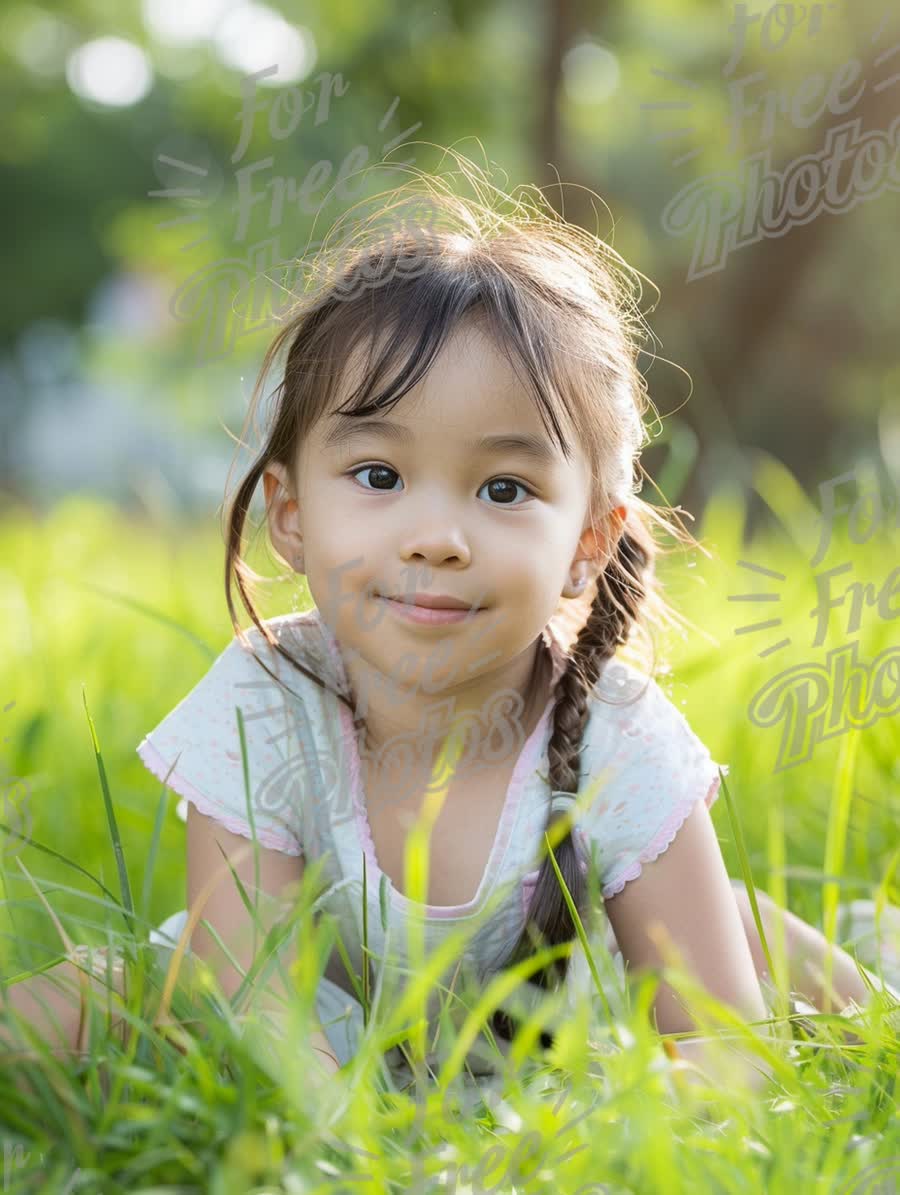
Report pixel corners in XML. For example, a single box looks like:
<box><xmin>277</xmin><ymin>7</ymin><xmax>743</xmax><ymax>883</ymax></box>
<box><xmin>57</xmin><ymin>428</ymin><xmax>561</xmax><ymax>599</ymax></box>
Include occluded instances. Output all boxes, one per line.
<box><xmin>477</xmin><ymin>477</ymin><xmax>534</xmax><ymax>505</ymax></box>
<box><xmin>349</xmin><ymin>464</ymin><xmax>401</xmax><ymax>492</ymax></box>
<box><xmin>347</xmin><ymin>465</ymin><xmax>534</xmax><ymax>505</ymax></box>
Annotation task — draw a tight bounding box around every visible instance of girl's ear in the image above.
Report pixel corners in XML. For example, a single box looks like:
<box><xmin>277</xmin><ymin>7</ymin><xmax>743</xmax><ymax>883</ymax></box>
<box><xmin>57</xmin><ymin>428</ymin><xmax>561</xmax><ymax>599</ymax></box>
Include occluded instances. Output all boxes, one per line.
<box><xmin>263</xmin><ymin>462</ymin><xmax>305</xmax><ymax>572</ymax></box>
<box><xmin>574</xmin><ymin>504</ymin><xmax>627</xmax><ymax>573</ymax></box>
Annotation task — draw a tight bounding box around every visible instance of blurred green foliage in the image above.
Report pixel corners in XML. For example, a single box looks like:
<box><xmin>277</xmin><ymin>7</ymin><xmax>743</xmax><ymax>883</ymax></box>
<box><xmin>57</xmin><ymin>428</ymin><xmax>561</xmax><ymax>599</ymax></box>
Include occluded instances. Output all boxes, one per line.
<box><xmin>2</xmin><ymin>0</ymin><xmax>898</xmax><ymax>506</ymax></box>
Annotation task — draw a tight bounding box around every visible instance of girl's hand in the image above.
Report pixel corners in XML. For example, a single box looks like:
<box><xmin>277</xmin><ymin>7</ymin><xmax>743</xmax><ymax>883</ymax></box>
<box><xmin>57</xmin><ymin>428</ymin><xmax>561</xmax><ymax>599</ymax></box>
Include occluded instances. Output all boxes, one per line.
<box><xmin>662</xmin><ymin>1033</ymin><xmax>773</xmax><ymax>1098</ymax></box>
<box><xmin>311</xmin><ymin>1044</ymin><xmax>342</xmax><ymax>1081</ymax></box>
<box><xmin>237</xmin><ymin>1009</ymin><xmax>342</xmax><ymax>1087</ymax></box>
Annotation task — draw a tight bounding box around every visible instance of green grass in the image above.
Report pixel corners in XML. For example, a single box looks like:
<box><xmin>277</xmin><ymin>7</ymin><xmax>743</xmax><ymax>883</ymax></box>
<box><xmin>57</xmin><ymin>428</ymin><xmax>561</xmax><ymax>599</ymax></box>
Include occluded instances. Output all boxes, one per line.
<box><xmin>0</xmin><ymin>450</ymin><xmax>898</xmax><ymax>1192</ymax></box>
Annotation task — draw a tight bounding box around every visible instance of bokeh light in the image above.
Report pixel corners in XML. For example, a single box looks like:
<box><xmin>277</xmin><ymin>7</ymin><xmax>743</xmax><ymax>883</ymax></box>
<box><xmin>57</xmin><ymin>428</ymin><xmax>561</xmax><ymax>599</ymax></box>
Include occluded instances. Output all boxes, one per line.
<box><xmin>65</xmin><ymin>36</ymin><xmax>154</xmax><ymax>107</ymax></box>
<box><xmin>211</xmin><ymin>3</ymin><xmax>314</xmax><ymax>85</ymax></box>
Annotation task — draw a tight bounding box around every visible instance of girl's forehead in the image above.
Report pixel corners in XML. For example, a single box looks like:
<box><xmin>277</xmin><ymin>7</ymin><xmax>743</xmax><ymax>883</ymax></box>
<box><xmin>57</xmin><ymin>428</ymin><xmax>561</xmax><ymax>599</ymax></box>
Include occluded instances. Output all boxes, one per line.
<box><xmin>300</xmin><ymin>321</ymin><xmax>585</xmax><ymax>469</ymax></box>
<box><xmin>323</xmin><ymin>319</ymin><xmax>534</xmax><ymax>415</ymax></box>
<box><xmin>311</xmin><ymin>394</ymin><xmax>566</xmax><ymax>463</ymax></box>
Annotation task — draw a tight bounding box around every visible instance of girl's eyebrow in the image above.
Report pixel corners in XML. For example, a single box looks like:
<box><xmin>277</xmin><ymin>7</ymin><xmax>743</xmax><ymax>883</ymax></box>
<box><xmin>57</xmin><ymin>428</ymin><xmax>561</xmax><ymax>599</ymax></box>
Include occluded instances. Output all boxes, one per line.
<box><xmin>322</xmin><ymin>415</ymin><xmax>558</xmax><ymax>466</ymax></box>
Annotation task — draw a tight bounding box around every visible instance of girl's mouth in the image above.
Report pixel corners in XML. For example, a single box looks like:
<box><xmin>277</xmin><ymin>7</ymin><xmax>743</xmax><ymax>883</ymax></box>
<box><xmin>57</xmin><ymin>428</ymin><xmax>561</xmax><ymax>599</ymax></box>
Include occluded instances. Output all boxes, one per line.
<box><xmin>377</xmin><ymin>596</ymin><xmax>483</xmax><ymax>625</ymax></box>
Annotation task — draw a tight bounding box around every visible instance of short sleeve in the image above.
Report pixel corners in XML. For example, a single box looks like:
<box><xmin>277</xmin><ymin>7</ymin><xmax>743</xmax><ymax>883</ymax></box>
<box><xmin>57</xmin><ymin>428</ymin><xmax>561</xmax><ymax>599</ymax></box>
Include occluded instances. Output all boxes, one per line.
<box><xmin>576</xmin><ymin>666</ymin><xmax>727</xmax><ymax>901</ymax></box>
<box><xmin>136</xmin><ymin>635</ymin><xmax>304</xmax><ymax>855</ymax></box>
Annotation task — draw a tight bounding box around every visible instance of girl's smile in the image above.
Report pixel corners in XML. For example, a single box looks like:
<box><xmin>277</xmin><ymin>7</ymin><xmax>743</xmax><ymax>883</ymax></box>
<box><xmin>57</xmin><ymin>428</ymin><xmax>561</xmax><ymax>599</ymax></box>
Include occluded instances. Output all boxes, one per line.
<box><xmin>377</xmin><ymin>594</ymin><xmax>485</xmax><ymax>625</ymax></box>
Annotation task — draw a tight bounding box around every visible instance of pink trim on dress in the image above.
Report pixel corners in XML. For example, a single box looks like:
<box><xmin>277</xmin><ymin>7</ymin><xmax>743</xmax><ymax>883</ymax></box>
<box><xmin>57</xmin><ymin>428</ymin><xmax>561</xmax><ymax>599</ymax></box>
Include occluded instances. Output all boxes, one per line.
<box><xmin>600</xmin><ymin>771</ymin><xmax>722</xmax><ymax>900</ymax></box>
<box><xmin>136</xmin><ymin>738</ymin><xmax>303</xmax><ymax>855</ymax></box>
<box><xmin>315</xmin><ymin>609</ymin><xmax>569</xmax><ymax>919</ymax></box>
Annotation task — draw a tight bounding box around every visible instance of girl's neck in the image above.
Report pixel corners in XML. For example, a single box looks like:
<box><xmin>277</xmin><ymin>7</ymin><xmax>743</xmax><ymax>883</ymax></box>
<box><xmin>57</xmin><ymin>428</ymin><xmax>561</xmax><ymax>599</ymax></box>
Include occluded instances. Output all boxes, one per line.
<box><xmin>351</xmin><ymin>634</ymin><xmax>554</xmax><ymax>783</ymax></box>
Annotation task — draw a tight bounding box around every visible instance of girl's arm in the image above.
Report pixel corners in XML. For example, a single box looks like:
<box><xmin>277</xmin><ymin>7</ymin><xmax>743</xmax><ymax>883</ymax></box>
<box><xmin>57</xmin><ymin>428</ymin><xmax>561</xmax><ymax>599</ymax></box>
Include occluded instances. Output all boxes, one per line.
<box><xmin>602</xmin><ymin>798</ymin><xmax>775</xmax><ymax>1095</ymax></box>
<box><xmin>185</xmin><ymin>804</ymin><xmax>340</xmax><ymax>1075</ymax></box>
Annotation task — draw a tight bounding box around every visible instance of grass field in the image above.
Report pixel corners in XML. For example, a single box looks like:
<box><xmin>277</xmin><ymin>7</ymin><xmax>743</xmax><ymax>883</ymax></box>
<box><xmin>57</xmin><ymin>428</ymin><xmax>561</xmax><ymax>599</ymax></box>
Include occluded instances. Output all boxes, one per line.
<box><xmin>0</xmin><ymin>450</ymin><xmax>897</xmax><ymax>1193</ymax></box>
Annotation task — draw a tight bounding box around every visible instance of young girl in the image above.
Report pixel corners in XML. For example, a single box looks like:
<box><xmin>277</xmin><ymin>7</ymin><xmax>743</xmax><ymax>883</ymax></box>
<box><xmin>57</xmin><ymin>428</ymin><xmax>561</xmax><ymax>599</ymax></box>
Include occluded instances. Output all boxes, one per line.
<box><xmin>4</xmin><ymin>159</ymin><xmax>898</xmax><ymax>1094</ymax></box>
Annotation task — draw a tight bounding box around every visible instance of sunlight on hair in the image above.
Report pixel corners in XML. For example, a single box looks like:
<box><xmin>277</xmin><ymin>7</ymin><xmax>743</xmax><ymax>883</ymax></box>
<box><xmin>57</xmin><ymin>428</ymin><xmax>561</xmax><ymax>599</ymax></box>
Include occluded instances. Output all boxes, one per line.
<box><xmin>446</xmin><ymin>233</ymin><xmax>475</xmax><ymax>256</ymax></box>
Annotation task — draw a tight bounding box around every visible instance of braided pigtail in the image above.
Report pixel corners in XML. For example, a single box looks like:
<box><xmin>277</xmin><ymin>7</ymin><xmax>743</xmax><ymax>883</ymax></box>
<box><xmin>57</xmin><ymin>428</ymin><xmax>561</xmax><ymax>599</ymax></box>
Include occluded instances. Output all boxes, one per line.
<box><xmin>490</xmin><ymin>516</ymin><xmax>655</xmax><ymax>1047</ymax></box>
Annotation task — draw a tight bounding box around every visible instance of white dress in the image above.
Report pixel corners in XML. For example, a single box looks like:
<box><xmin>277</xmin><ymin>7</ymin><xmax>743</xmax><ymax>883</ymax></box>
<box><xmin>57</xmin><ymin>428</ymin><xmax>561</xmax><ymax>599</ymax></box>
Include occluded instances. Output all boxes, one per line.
<box><xmin>136</xmin><ymin>606</ymin><xmax>900</xmax><ymax>1076</ymax></box>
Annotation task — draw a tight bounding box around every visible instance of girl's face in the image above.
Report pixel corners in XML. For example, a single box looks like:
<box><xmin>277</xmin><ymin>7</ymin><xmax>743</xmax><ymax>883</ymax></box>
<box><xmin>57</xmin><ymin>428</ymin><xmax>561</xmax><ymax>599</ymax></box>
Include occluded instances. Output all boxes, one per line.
<box><xmin>267</xmin><ymin>319</ymin><xmax>610</xmax><ymax>729</ymax></box>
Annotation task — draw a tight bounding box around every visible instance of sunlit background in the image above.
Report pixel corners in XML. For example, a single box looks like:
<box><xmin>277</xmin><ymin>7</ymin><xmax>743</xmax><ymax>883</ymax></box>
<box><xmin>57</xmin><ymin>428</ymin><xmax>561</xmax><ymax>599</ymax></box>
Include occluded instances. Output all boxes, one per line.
<box><xmin>1</xmin><ymin>0</ymin><xmax>898</xmax><ymax>980</ymax></box>
<box><xmin>4</xmin><ymin>0</ymin><xmax>898</xmax><ymax>515</ymax></box>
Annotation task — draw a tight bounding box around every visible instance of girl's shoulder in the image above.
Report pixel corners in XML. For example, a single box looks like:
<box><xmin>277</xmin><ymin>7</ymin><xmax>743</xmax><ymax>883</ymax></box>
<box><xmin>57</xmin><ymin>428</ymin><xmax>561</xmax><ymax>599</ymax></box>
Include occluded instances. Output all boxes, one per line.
<box><xmin>236</xmin><ymin>606</ymin><xmax>341</xmax><ymax>688</ymax></box>
<box><xmin>574</xmin><ymin>656</ymin><xmax>729</xmax><ymax>901</ymax></box>
<box><xmin>198</xmin><ymin>605</ymin><xmax>349</xmax><ymax>717</ymax></box>
<box><xmin>135</xmin><ymin>607</ymin><xmax>341</xmax><ymax>855</ymax></box>
<box><xmin>584</xmin><ymin>655</ymin><xmax>709</xmax><ymax>752</ymax></box>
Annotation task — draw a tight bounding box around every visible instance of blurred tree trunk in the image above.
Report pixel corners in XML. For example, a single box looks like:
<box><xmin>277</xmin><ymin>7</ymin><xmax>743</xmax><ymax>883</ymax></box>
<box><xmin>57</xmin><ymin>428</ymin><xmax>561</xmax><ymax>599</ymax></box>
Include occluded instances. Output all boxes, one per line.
<box><xmin>672</xmin><ymin>30</ymin><xmax>899</xmax><ymax>520</ymax></box>
<box><xmin>535</xmin><ymin>0</ymin><xmax>578</xmax><ymax>207</ymax></box>
<box><xmin>535</xmin><ymin>5</ymin><xmax>898</xmax><ymax>521</ymax></box>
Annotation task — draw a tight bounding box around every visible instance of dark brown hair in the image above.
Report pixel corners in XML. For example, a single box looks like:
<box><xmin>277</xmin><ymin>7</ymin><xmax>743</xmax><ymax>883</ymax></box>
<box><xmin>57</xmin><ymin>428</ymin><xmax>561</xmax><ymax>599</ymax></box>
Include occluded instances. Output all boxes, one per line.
<box><xmin>221</xmin><ymin>150</ymin><xmax>707</xmax><ymax>1047</ymax></box>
